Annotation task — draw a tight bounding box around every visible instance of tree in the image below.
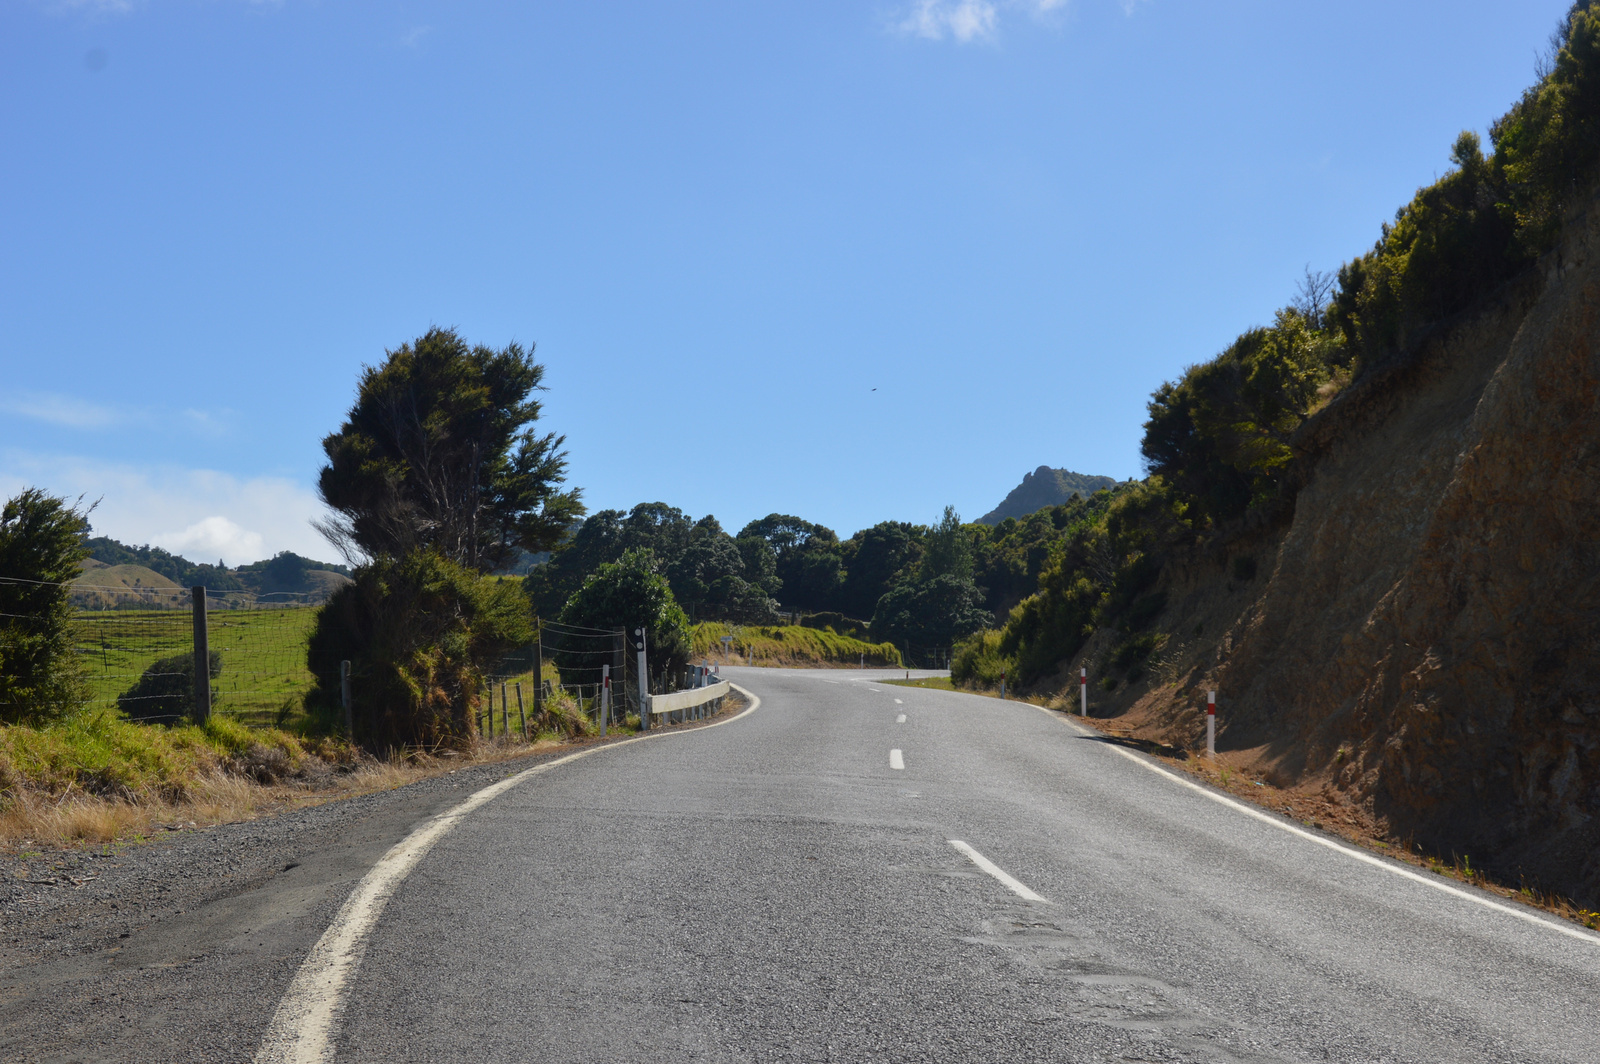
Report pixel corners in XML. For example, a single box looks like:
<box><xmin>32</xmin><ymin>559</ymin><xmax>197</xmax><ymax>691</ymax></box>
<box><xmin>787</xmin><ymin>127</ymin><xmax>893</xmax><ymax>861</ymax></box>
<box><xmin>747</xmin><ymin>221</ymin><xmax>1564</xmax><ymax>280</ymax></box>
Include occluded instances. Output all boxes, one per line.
<box><xmin>871</xmin><ymin>574</ymin><xmax>992</xmax><ymax>650</ymax></box>
<box><xmin>316</xmin><ymin>327</ymin><xmax>584</xmax><ymax>571</ymax></box>
<box><xmin>0</xmin><ymin>490</ymin><xmax>93</xmax><ymax>724</ymax></box>
<box><xmin>558</xmin><ymin>549</ymin><xmax>690</xmax><ymax>690</ymax></box>
<box><xmin>838</xmin><ymin>522</ymin><xmax>921</xmax><ymax>620</ymax></box>
<box><xmin>918</xmin><ymin>506</ymin><xmax>974</xmax><ymax>583</ymax></box>
<box><xmin>305</xmin><ymin>550</ymin><xmax>532</xmax><ymax>747</ymax></box>
<box><xmin>1291</xmin><ymin>266</ymin><xmax>1336</xmax><ymax>331</ymax></box>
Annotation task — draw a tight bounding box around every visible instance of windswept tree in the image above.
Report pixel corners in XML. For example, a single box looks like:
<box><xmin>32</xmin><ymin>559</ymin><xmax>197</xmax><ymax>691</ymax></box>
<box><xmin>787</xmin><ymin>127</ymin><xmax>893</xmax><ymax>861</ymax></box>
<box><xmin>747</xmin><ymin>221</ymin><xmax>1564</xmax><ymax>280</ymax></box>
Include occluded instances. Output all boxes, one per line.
<box><xmin>316</xmin><ymin>327</ymin><xmax>584</xmax><ymax>572</ymax></box>
<box><xmin>0</xmin><ymin>490</ymin><xmax>93</xmax><ymax>724</ymax></box>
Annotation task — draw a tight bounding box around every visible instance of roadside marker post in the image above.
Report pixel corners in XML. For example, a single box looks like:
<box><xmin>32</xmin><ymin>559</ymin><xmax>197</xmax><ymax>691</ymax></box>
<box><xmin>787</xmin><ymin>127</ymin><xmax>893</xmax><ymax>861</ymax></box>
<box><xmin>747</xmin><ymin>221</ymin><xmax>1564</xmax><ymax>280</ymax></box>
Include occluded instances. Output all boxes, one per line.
<box><xmin>340</xmin><ymin>659</ymin><xmax>353</xmax><ymax>739</ymax></box>
<box><xmin>1000</xmin><ymin>670</ymin><xmax>1007</xmax><ymax>700</ymax></box>
<box><xmin>500</xmin><ymin>682</ymin><xmax>509</xmax><ymax>735</ymax></box>
<box><xmin>1080</xmin><ymin>666</ymin><xmax>1087</xmax><ymax>718</ymax></box>
<box><xmin>600</xmin><ymin>665</ymin><xmax>610</xmax><ymax>736</ymax></box>
<box><xmin>636</xmin><ymin>628</ymin><xmax>649</xmax><ymax>731</ymax></box>
<box><xmin>1207</xmin><ymin>690</ymin><xmax>1216</xmax><ymax>758</ymax></box>
<box><xmin>515</xmin><ymin>682</ymin><xmax>527</xmax><ymax>739</ymax></box>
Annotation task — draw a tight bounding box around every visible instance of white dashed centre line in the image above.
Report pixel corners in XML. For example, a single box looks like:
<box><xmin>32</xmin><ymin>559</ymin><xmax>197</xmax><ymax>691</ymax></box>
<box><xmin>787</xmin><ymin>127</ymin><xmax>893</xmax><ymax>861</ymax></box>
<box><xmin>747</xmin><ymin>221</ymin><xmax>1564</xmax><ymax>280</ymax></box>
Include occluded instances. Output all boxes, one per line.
<box><xmin>889</xmin><ymin>749</ymin><xmax>905</xmax><ymax>770</ymax></box>
<box><xmin>896</xmin><ymin>714</ymin><xmax>906</xmax><ymax>723</ymax></box>
<box><xmin>894</xmin><ymin>698</ymin><xmax>903</xmax><ymax>704</ymax></box>
<box><xmin>948</xmin><ymin>840</ymin><xmax>1048</xmax><ymax>902</ymax></box>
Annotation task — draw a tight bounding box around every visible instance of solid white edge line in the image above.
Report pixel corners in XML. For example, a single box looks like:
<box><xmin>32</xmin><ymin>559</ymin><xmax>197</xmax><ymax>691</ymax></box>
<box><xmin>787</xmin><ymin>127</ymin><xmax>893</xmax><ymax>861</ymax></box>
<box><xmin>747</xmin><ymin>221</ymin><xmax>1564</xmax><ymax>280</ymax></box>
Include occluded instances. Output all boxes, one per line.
<box><xmin>889</xmin><ymin>748</ymin><xmax>905</xmax><ymax>770</ymax></box>
<box><xmin>949</xmin><ymin>840</ymin><xmax>1048</xmax><ymax>902</ymax></box>
<box><xmin>253</xmin><ymin>685</ymin><xmax>763</xmax><ymax>1064</ymax></box>
<box><xmin>1022</xmin><ymin>703</ymin><xmax>1600</xmax><ymax>948</ymax></box>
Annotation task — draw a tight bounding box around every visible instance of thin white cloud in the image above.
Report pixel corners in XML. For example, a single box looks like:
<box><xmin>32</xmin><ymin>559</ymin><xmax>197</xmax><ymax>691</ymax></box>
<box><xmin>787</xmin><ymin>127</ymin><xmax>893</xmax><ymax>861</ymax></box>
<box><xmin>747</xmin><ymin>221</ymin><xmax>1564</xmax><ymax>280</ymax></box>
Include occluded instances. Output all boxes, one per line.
<box><xmin>892</xmin><ymin>0</ymin><xmax>1121</xmax><ymax>43</ymax></box>
<box><xmin>1</xmin><ymin>390</ymin><xmax>239</xmax><ymax>440</ymax></box>
<box><xmin>0</xmin><ymin>450</ymin><xmax>334</xmax><ymax>566</ymax></box>
<box><xmin>1</xmin><ymin>391</ymin><xmax>119</xmax><ymax>430</ymax></box>
<box><xmin>400</xmin><ymin>25</ymin><xmax>432</xmax><ymax>48</ymax></box>
<box><xmin>898</xmin><ymin>0</ymin><xmax>999</xmax><ymax>43</ymax></box>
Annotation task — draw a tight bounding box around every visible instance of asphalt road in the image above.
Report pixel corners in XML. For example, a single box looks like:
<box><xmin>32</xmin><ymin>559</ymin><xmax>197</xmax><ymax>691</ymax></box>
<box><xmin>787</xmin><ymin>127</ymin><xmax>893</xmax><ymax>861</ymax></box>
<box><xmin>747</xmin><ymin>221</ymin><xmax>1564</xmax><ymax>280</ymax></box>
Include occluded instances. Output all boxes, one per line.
<box><xmin>10</xmin><ymin>667</ymin><xmax>1600</xmax><ymax>1062</ymax></box>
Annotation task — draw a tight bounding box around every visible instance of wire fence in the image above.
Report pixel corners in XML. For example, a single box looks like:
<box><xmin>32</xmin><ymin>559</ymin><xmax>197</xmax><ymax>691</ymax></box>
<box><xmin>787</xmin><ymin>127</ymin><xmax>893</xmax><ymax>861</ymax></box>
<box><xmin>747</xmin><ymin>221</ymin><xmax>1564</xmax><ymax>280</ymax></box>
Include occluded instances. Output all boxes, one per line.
<box><xmin>0</xmin><ymin>577</ymin><xmax>330</xmax><ymax>727</ymax></box>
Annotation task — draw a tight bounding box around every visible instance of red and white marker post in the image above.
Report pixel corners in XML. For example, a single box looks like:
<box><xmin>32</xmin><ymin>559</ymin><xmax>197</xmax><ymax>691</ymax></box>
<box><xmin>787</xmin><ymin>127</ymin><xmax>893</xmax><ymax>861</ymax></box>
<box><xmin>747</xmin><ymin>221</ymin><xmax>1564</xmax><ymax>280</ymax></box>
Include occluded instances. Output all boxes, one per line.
<box><xmin>1079</xmin><ymin>666</ymin><xmax>1087</xmax><ymax>718</ymax></box>
<box><xmin>1206</xmin><ymin>690</ymin><xmax>1216</xmax><ymax>758</ymax></box>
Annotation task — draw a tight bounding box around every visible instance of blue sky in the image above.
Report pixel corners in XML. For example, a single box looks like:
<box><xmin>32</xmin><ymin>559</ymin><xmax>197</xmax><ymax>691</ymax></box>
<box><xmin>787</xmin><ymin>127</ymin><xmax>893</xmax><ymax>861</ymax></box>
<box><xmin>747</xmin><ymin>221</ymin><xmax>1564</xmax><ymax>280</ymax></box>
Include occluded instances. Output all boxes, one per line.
<box><xmin>0</xmin><ymin>0</ymin><xmax>1573</xmax><ymax>564</ymax></box>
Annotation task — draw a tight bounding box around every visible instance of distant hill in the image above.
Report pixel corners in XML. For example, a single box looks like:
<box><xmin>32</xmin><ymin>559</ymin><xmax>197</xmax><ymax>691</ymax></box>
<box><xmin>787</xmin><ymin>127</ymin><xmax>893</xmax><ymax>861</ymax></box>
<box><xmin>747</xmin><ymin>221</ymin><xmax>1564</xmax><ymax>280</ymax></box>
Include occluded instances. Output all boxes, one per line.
<box><xmin>978</xmin><ymin>466</ymin><xmax>1120</xmax><ymax>525</ymax></box>
<box><xmin>74</xmin><ymin>563</ymin><xmax>181</xmax><ymax>591</ymax></box>
<box><xmin>78</xmin><ymin>539</ymin><xmax>353</xmax><ymax>605</ymax></box>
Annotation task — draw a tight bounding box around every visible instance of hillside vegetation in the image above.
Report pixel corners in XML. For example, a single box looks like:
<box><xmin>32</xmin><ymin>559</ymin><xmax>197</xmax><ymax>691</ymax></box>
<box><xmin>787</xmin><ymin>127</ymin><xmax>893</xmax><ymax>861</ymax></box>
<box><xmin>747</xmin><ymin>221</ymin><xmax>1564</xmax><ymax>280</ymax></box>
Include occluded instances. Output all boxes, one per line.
<box><xmin>952</xmin><ymin>2</ymin><xmax>1600</xmax><ymax>905</ymax></box>
<box><xmin>691</xmin><ymin>622</ymin><xmax>902</xmax><ymax>668</ymax></box>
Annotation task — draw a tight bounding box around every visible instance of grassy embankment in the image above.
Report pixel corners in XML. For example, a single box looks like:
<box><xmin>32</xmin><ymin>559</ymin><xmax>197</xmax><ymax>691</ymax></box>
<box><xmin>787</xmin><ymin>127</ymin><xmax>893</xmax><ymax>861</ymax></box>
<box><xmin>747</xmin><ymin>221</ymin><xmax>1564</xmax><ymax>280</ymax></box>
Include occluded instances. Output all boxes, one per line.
<box><xmin>0</xmin><ymin>607</ymin><xmax>604</xmax><ymax>848</ymax></box>
<box><xmin>691</xmin><ymin>622</ymin><xmax>901</xmax><ymax>668</ymax></box>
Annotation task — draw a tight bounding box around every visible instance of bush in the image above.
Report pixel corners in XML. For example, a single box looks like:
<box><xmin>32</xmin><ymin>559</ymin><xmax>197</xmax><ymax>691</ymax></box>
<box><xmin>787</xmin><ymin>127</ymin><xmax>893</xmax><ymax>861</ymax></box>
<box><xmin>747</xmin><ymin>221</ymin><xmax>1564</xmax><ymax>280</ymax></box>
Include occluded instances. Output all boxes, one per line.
<box><xmin>305</xmin><ymin>550</ymin><xmax>533</xmax><ymax>748</ymax></box>
<box><xmin>118</xmin><ymin>650</ymin><xmax>222</xmax><ymax>724</ymax></box>
<box><xmin>0</xmin><ymin>490</ymin><xmax>92</xmax><ymax>724</ymax></box>
<box><xmin>557</xmin><ymin>548</ymin><xmax>690</xmax><ymax>692</ymax></box>
<box><xmin>951</xmin><ymin>629</ymin><xmax>1012</xmax><ymax>689</ymax></box>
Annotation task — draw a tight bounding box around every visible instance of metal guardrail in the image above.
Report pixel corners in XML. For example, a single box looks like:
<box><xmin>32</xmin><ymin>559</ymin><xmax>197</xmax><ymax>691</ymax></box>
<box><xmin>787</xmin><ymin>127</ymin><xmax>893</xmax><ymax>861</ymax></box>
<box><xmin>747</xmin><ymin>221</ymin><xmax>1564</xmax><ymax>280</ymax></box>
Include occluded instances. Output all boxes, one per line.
<box><xmin>647</xmin><ymin>680</ymin><xmax>730</xmax><ymax>725</ymax></box>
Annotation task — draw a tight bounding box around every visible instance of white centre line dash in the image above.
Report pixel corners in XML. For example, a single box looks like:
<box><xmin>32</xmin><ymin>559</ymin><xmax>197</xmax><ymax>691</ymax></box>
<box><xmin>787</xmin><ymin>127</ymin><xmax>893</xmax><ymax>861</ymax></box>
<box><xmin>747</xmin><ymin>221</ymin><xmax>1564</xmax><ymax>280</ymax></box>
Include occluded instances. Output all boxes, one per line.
<box><xmin>896</xmin><ymin>714</ymin><xmax>906</xmax><ymax>723</ymax></box>
<box><xmin>894</xmin><ymin>698</ymin><xmax>903</xmax><ymax>704</ymax></box>
<box><xmin>889</xmin><ymin>749</ymin><xmax>905</xmax><ymax>770</ymax></box>
<box><xmin>948</xmin><ymin>840</ymin><xmax>1048</xmax><ymax>902</ymax></box>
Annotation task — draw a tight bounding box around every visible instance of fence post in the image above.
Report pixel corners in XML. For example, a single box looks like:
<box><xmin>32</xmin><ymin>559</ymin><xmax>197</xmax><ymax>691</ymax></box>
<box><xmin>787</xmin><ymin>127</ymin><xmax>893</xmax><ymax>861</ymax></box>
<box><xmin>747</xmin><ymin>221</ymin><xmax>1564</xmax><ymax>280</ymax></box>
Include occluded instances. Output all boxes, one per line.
<box><xmin>1080</xmin><ymin>666</ymin><xmax>1087</xmax><ymax>718</ymax></box>
<box><xmin>340</xmin><ymin>660</ymin><xmax>353</xmax><ymax>739</ymax></box>
<box><xmin>515</xmin><ymin>681</ymin><xmax>527</xmax><ymax>739</ymax></box>
<box><xmin>533</xmin><ymin>621</ymin><xmax>543</xmax><ymax>719</ymax></box>
<box><xmin>485</xmin><ymin>684</ymin><xmax>493</xmax><ymax>738</ymax></box>
<box><xmin>500</xmin><ymin>682</ymin><xmax>509</xmax><ymax>735</ymax></box>
<box><xmin>636</xmin><ymin>627</ymin><xmax>649</xmax><ymax>731</ymax></box>
<box><xmin>190</xmin><ymin>586</ymin><xmax>211</xmax><ymax>725</ymax></box>
<box><xmin>1207</xmin><ymin>690</ymin><xmax>1216</xmax><ymax>758</ymax></box>
<box><xmin>601</xmin><ymin>664</ymin><xmax>610</xmax><ymax>736</ymax></box>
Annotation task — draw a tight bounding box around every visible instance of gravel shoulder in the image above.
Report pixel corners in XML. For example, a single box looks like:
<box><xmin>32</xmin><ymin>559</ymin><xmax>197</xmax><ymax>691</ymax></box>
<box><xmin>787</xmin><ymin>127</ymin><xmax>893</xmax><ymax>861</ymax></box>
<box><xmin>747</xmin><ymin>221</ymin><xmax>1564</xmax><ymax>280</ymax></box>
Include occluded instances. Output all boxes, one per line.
<box><xmin>0</xmin><ymin>739</ymin><xmax>631</xmax><ymax>1063</ymax></box>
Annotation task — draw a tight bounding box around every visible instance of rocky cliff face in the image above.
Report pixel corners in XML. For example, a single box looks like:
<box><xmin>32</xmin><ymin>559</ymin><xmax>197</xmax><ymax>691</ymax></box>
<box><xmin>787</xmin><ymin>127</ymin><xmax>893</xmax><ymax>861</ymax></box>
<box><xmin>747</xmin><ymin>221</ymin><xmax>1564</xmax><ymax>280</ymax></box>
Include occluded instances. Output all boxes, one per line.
<box><xmin>1111</xmin><ymin>201</ymin><xmax>1600</xmax><ymax>902</ymax></box>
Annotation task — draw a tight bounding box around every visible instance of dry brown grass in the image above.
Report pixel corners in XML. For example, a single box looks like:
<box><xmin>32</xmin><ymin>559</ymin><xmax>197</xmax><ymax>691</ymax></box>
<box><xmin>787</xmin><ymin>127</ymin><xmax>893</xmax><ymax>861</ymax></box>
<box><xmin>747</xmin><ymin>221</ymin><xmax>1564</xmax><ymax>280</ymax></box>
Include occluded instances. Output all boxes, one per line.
<box><xmin>0</xmin><ymin>735</ymin><xmax>578</xmax><ymax>851</ymax></box>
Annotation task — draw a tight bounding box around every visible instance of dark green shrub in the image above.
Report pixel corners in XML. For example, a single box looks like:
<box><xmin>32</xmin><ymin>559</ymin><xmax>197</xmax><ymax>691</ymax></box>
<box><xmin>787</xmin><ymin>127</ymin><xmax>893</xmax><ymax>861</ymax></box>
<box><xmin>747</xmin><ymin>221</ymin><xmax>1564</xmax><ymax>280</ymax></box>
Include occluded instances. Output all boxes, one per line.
<box><xmin>118</xmin><ymin>651</ymin><xmax>222</xmax><ymax>723</ymax></box>
<box><xmin>0</xmin><ymin>489</ymin><xmax>92</xmax><ymax>724</ymax></box>
<box><xmin>305</xmin><ymin>550</ymin><xmax>533</xmax><ymax>748</ymax></box>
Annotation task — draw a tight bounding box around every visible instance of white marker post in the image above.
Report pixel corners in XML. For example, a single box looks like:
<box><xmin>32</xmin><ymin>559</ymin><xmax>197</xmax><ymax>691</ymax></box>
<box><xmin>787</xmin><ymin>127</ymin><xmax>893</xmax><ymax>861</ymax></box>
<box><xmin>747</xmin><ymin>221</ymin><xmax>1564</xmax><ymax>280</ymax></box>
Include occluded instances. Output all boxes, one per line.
<box><xmin>600</xmin><ymin>664</ymin><xmax>610</xmax><ymax>736</ymax></box>
<box><xmin>1206</xmin><ymin>690</ymin><xmax>1216</xmax><ymax>758</ymax></box>
<box><xmin>1000</xmin><ymin>669</ymin><xmax>1007</xmax><ymax>700</ymax></box>
<box><xmin>1080</xmin><ymin>666</ymin><xmax>1087</xmax><ymax>718</ymax></box>
<box><xmin>636</xmin><ymin>628</ymin><xmax>649</xmax><ymax>731</ymax></box>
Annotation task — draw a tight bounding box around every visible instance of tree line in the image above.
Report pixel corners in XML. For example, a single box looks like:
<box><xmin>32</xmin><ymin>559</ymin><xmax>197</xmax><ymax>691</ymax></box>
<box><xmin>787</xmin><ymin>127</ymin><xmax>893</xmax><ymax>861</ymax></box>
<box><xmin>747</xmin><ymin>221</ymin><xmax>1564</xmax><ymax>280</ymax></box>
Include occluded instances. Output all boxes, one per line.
<box><xmin>957</xmin><ymin>1</ymin><xmax>1600</xmax><ymax>691</ymax></box>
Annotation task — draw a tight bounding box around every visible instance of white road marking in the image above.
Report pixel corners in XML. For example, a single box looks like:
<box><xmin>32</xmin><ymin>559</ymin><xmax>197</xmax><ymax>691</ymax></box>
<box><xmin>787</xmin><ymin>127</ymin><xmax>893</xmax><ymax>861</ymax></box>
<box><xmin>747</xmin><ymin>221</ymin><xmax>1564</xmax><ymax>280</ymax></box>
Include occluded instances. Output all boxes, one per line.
<box><xmin>897</xmin><ymin>714</ymin><xmax>906</xmax><ymax>723</ymax></box>
<box><xmin>1024</xmin><ymin>704</ymin><xmax>1600</xmax><ymax>947</ymax></box>
<box><xmin>889</xmin><ymin>749</ymin><xmax>905</xmax><ymax>770</ymax></box>
<box><xmin>894</xmin><ymin>698</ymin><xmax>903</xmax><ymax>704</ymax></box>
<box><xmin>254</xmin><ymin>688</ymin><xmax>764</xmax><ymax>1063</ymax></box>
<box><xmin>867</xmin><ymin>686</ymin><xmax>884</xmax><ymax>692</ymax></box>
<box><xmin>949</xmin><ymin>840</ymin><xmax>1048</xmax><ymax>902</ymax></box>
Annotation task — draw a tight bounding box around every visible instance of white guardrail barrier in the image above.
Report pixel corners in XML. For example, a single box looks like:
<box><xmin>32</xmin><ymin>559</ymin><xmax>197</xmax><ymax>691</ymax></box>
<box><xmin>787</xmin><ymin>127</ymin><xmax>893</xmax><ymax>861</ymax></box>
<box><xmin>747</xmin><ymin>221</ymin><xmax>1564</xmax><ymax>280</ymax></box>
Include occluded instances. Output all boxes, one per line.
<box><xmin>647</xmin><ymin>680</ymin><xmax>731</xmax><ymax>725</ymax></box>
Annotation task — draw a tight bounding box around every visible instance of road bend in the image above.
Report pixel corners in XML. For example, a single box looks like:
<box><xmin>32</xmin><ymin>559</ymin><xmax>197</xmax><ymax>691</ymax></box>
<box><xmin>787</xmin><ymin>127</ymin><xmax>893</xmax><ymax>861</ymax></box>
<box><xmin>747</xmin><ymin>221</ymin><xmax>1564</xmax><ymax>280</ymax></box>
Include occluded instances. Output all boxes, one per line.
<box><xmin>292</xmin><ymin>667</ymin><xmax>1597</xmax><ymax>1063</ymax></box>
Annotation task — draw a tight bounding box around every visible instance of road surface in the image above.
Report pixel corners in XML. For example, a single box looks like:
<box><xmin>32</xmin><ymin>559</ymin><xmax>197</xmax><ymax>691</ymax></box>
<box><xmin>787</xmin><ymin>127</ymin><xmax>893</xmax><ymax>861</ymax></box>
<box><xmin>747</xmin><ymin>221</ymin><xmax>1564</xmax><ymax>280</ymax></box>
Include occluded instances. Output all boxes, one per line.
<box><xmin>7</xmin><ymin>667</ymin><xmax>1599</xmax><ymax>1062</ymax></box>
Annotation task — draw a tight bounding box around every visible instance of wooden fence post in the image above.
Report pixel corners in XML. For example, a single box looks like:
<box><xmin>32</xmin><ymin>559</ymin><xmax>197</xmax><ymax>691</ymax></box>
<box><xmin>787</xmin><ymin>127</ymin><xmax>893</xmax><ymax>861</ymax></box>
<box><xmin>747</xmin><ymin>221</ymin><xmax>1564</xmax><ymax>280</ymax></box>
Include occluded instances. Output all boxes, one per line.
<box><xmin>190</xmin><ymin>586</ymin><xmax>211</xmax><ymax>725</ymax></box>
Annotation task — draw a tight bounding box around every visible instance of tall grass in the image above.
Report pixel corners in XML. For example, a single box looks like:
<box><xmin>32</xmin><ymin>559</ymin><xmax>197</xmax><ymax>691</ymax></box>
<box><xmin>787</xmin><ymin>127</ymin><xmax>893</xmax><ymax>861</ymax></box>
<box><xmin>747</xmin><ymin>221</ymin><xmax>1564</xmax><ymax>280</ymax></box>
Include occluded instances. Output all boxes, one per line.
<box><xmin>691</xmin><ymin>622</ymin><xmax>902</xmax><ymax>667</ymax></box>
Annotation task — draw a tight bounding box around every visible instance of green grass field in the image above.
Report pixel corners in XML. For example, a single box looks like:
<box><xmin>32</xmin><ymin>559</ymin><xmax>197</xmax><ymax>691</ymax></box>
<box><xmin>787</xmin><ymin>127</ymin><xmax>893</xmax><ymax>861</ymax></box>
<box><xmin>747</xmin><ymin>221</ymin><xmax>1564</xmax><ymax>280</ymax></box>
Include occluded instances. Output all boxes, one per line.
<box><xmin>73</xmin><ymin>606</ymin><xmax>321</xmax><ymax>727</ymax></box>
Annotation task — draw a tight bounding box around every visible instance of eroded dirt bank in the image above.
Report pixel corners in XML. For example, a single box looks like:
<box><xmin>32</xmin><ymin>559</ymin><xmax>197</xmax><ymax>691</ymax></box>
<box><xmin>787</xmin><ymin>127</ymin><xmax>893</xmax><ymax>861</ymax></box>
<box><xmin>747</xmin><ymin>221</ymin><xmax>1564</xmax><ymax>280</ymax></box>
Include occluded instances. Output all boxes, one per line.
<box><xmin>1069</xmin><ymin>200</ymin><xmax>1600</xmax><ymax>904</ymax></box>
